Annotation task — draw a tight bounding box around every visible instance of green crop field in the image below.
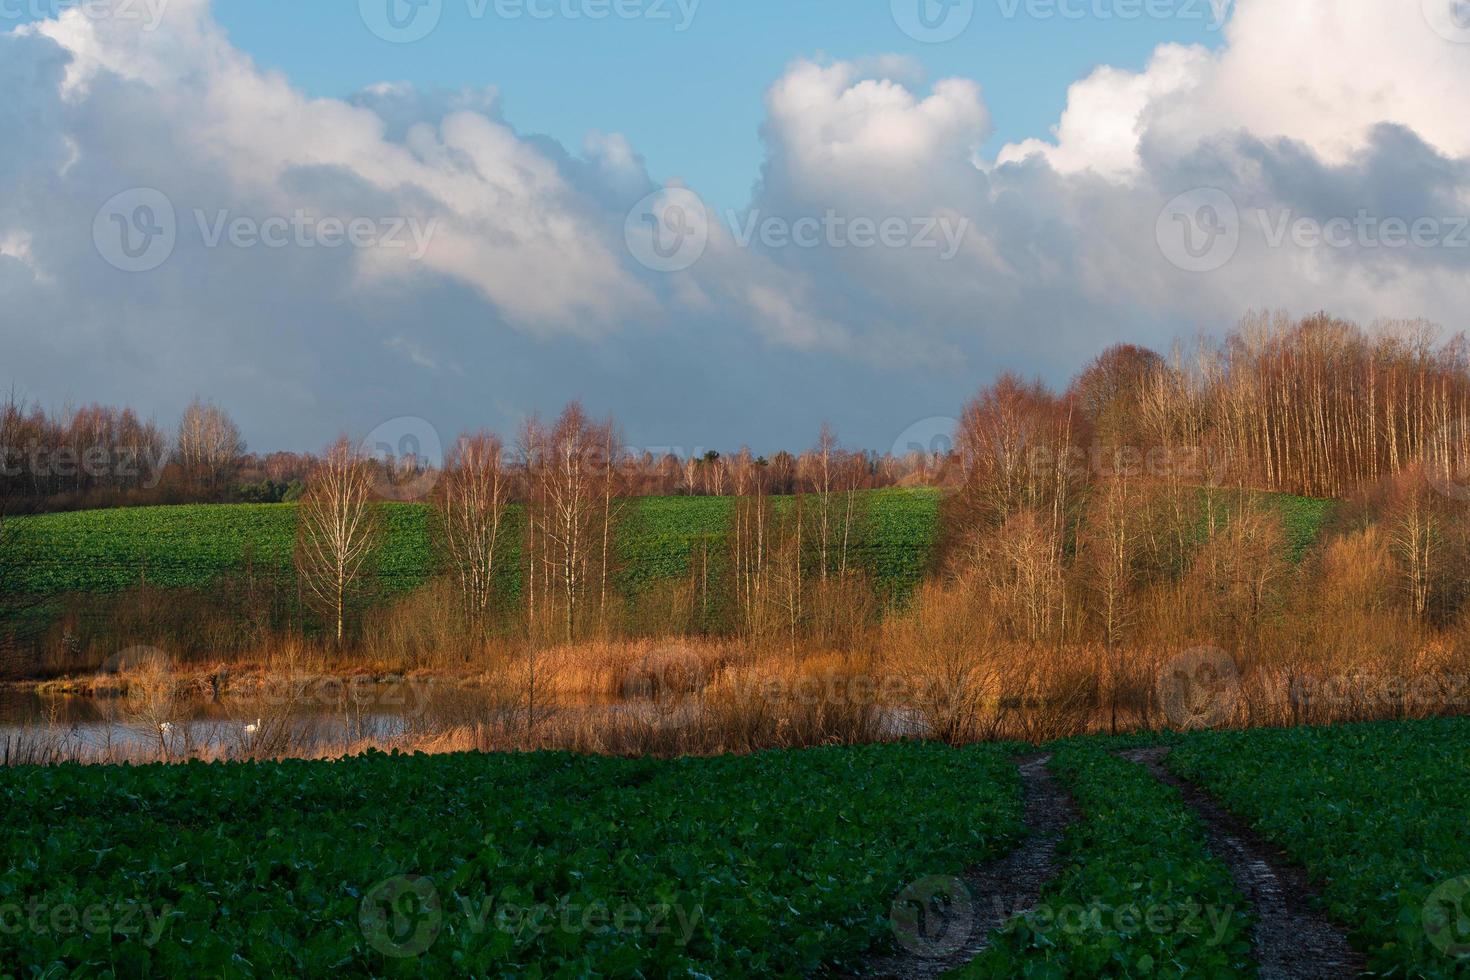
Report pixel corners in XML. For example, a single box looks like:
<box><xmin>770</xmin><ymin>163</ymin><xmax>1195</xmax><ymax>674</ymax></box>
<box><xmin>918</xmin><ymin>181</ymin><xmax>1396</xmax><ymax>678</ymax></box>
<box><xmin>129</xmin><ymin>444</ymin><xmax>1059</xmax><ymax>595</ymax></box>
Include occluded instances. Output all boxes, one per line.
<box><xmin>0</xmin><ymin>488</ymin><xmax>943</xmax><ymax>602</ymax></box>
<box><xmin>1269</xmin><ymin>494</ymin><xmax>1336</xmax><ymax>558</ymax></box>
<box><xmin>5</xmin><ymin>721</ymin><xmax>1470</xmax><ymax>975</ymax></box>
<box><xmin>958</xmin><ymin>743</ymin><xmax>1254</xmax><ymax>978</ymax></box>
<box><xmin>961</xmin><ymin>722</ymin><xmax>1470</xmax><ymax>977</ymax></box>
<box><xmin>0</xmin><ymin>486</ymin><xmax>1333</xmax><ymax>605</ymax></box>
<box><xmin>1237</xmin><ymin>491</ymin><xmax>1336</xmax><ymax>561</ymax></box>
<box><xmin>1190</xmin><ymin>488</ymin><xmax>1336</xmax><ymax>562</ymax></box>
<box><xmin>0</xmin><ymin>742</ymin><xmax>1023</xmax><ymax>976</ymax></box>
<box><xmin>1172</xmin><ymin>719</ymin><xmax>1470</xmax><ymax>978</ymax></box>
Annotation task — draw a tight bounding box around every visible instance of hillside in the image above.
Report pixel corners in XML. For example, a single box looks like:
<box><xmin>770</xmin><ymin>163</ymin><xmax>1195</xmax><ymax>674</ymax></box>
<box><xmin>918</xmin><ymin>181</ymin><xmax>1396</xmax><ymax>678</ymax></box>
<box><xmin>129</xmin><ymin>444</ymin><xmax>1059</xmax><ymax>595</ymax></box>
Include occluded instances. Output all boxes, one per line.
<box><xmin>0</xmin><ymin>489</ymin><xmax>943</xmax><ymax>601</ymax></box>
<box><xmin>0</xmin><ymin>487</ymin><xmax>1339</xmax><ymax>606</ymax></box>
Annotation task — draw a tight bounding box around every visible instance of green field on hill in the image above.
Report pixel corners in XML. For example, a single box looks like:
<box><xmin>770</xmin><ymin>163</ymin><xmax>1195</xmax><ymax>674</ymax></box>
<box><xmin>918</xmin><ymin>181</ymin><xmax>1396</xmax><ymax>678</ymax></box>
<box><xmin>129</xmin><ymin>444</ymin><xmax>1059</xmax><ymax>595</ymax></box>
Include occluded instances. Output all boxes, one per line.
<box><xmin>0</xmin><ymin>489</ymin><xmax>943</xmax><ymax>601</ymax></box>
<box><xmin>0</xmin><ymin>487</ymin><xmax>1334</xmax><ymax>605</ymax></box>
<box><xmin>1219</xmin><ymin>489</ymin><xmax>1336</xmax><ymax>561</ymax></box>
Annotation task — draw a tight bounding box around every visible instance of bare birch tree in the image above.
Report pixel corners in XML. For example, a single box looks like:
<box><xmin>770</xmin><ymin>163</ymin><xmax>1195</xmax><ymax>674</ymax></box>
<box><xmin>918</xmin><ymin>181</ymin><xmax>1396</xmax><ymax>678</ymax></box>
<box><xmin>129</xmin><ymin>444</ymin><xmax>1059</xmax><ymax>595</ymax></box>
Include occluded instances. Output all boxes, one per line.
<box><xmin>295</xmin><ymin>438</ymin><xmax>380</xmax><ymax>645</ymax></box>
<box><xmin>598</xmin><ymin>419</ymin><xmax>626</xmax><ymax>633</ymax></box>
<box><xmin>797</xmin><ymin>424</ymin><xmax>868</xmax><ymax>583</ymax></box>
<box><xmin>523</xmin><ymin>404</ymin><xmax>618</xmax><ymax>644</ymax></box>
<box><xmin>1387</xmin><ymin>473</ymin><xmax>1442</xmax><ymax>620</ymax></box>
<box><xmin>176</xmin><ymin>398</ymin><xmax>244</xmax><ymax>495</ymax></box>
<box><xmin>729</xmin><ymin>448</ymin><xmax>774</xmax><ymax>638</ymax></box>
<box><xmin>435</xmin><ymin>431</ymin><xmax>509</xmax><ymax>630</ymax></box>
<box><xmin>804</xmin><ymin>424</ymin><xmax>838</xmax><ymax>583</ymax></box>
<box><xmin>516</xmin><ymin>417</ymin><xmax>544</xmax><ymax>738</ymax></box>
<box><xmin>1083</xmin><ymin>474</ymin><xmax>1137</xmax><ymax>654</ymax></box>
<box><xmin>1080</xmin><ymin>474</ymin><xmax>1139</xmax><ymax>731</ymax></box>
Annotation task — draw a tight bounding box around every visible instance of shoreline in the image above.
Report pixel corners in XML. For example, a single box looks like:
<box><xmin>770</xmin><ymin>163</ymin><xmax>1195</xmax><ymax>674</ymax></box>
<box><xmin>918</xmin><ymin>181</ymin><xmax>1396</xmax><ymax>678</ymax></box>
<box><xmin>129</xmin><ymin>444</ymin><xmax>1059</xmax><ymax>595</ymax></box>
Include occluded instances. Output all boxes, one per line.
<box><xmin>0</xmin><ymin>666</ymin><xmax>507</xmax><ymax>699</ymax></box>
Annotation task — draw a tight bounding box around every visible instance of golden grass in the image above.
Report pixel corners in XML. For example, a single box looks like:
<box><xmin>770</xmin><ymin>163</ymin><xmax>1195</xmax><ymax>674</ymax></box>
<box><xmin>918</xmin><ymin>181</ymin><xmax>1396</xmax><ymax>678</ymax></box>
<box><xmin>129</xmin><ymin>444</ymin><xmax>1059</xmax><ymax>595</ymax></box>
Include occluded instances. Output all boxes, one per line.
<box><xmin>11</xmin><ymin>559</ymin><xmax>1470</xmax><ymax>766</ymax></box>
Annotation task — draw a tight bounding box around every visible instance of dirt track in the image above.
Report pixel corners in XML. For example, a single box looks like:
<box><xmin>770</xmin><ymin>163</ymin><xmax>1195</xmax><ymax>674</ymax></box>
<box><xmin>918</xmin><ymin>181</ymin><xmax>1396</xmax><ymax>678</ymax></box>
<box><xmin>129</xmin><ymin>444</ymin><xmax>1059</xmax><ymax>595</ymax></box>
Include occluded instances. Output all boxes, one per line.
<box><xmin>1121</xmin><ymin>746</ymin><xmax>1363</xmax><ymax>979</ymax></box>
<box><xmin>863</xmin><ymin>754</ymin><xmax>1079</xmax><ymax>979</ymax></box>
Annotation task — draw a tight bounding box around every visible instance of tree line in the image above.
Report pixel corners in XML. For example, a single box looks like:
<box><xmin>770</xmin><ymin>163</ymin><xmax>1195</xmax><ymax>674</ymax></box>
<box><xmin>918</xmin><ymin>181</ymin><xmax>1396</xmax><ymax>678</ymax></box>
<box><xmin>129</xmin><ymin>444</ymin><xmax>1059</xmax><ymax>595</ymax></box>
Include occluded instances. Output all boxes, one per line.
<box><xmin>7</xmin><ymin>310</ymin><xmax>1470</xmax><ymax>667</ymax></box>
<box><xmin>0</xmin><ymin>397</ymin><xmax>937</xmax><ymax>516</ymax></box>
<box><xmin>933</xmin><ymin>313</ymin><xmax>1470</xmax><ymax>721</ymax></box>
<box><xmin>292</xmin><ymin>409</ymin><xmax>881</xmax><ymax>650</ymax></box>
<box><xmin>0</xmin><ymin>396</ymin><xmax>299</xmax><ymax>513</ymax></box>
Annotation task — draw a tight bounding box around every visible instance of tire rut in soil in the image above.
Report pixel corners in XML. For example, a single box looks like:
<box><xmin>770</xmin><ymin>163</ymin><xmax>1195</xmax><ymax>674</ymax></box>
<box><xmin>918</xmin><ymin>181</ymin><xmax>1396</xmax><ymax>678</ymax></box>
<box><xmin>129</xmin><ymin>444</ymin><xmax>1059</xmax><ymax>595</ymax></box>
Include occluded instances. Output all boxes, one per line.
<box><xmin>1119</xmin><ymin>746</ymin><xmax>1364</xmax><ymax>980</ymax></box>
<box><xmin>861</xmin><ymin>753</ymin><xmax>1079</xmax><ymax>979</ymax></box>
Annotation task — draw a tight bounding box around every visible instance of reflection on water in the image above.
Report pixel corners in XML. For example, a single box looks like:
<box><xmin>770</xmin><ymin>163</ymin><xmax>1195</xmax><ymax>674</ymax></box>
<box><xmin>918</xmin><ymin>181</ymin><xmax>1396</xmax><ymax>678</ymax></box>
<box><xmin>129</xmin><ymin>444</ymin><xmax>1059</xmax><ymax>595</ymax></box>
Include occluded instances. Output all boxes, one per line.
<box><xmin>3</xmin><ymin>680</ymin><xmax>438</xmax><ymax>721</ymax></box>
<box><xmin>0</xmin><ymin>680</ymin><xmax>506</xmax><ymax>755</ymax></box>
<box><xmin>0</xmin><ymin>678</ymin><xmax>931</xmax><ymax>764</ymax></box>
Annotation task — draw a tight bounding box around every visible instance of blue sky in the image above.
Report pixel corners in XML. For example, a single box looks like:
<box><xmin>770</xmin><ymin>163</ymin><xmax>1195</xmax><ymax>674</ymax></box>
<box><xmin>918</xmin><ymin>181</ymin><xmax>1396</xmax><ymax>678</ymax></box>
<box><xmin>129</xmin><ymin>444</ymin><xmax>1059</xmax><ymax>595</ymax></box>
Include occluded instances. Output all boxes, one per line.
<box><xmin>213</xmin><ymin>0</ymin><xmax>1228</xmax><ymax>212</ymax></box>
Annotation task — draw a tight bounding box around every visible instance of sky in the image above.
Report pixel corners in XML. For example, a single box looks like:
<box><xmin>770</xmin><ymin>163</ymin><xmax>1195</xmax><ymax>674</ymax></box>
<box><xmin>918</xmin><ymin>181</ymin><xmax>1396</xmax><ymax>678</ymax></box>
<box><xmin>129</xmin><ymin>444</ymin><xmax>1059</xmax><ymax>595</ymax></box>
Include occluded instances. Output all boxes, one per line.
<box><xmin>209</xmin><ymin>0</ymin><xmax>1232</xmax><ymax>213</ymax></box>
<box><xmin>2</xmin><ymin>0</ymin><xmax>1469</xmax><ymax>458</ymax></box>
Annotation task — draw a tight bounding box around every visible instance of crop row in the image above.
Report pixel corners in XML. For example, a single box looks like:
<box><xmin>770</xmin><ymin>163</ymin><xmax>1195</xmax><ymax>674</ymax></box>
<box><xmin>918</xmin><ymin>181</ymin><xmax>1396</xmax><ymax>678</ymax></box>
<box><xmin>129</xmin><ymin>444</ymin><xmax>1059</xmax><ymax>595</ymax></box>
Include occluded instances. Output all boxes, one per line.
<box><xmin>956</xmin><ymin>744</ymin><xmax>1255</xmax><ymax>978</ymax></box>
<box><xmin>0</xmin><ymin>741</ymin><xmax>1024</xmax><ymax>976</ymax></box>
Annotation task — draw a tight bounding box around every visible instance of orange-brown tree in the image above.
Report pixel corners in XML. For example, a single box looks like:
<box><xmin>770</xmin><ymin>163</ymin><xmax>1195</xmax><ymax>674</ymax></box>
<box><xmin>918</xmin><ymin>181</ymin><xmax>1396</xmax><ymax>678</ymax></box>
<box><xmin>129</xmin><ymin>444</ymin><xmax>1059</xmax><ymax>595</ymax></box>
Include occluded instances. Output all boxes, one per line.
<box><xmin>175</xmin><ymin>398</ymin><xmax>244</xmax><ymax>496</ymax></box>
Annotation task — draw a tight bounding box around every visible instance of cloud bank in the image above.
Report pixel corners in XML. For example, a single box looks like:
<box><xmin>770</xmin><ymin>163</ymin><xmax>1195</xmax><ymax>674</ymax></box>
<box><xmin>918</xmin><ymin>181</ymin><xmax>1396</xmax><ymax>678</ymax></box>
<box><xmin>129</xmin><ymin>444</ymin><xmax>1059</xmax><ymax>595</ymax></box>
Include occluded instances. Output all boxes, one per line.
<box><xmin>2</xmin><ymin>0</ymin><xmax>1468</xmax><ymax>454</ymax></box>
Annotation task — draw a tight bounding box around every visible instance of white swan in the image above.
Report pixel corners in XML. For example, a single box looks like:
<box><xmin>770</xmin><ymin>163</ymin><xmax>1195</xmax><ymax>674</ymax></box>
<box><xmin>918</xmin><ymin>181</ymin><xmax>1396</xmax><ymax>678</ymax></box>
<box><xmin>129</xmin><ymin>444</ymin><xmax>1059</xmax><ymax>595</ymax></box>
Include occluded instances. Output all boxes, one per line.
<box><xmin>243</xmin><ymin>718</ymin><xmax>260</xmax><ymax>735</ymax></box>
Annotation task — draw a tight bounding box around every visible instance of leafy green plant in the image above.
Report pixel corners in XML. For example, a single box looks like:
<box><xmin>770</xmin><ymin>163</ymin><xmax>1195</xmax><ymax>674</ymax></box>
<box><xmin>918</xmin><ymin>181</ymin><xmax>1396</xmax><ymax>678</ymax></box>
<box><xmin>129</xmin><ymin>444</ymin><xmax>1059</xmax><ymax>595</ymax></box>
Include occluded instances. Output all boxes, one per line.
<box><xmin>0</xmin><ymin>741</ymin><xmax>1024</xmax><ymax>976</ymax></box>
<box><xmin>954</xmin><ymin>745</ymin><xmax>1254</xmax><ymax>978</ymax></box>
<box><xmin>1172</xmin><ymin>719</ymin><xmax>1470</xmax><ymax>978</ymax></box>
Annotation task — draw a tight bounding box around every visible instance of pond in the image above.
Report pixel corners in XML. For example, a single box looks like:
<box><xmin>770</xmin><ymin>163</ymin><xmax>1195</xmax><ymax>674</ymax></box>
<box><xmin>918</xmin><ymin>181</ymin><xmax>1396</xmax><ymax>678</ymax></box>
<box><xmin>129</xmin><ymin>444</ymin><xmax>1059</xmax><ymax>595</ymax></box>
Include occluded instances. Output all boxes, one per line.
<box><xmin>0</xmin><ymin>678</ymin><xmax>523</xmax><ymax>760</ymax></box>
<box><xmin>0</xmin><ymin>675</ymin><xmax>931</xmax><ymax>764</ymax></box>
